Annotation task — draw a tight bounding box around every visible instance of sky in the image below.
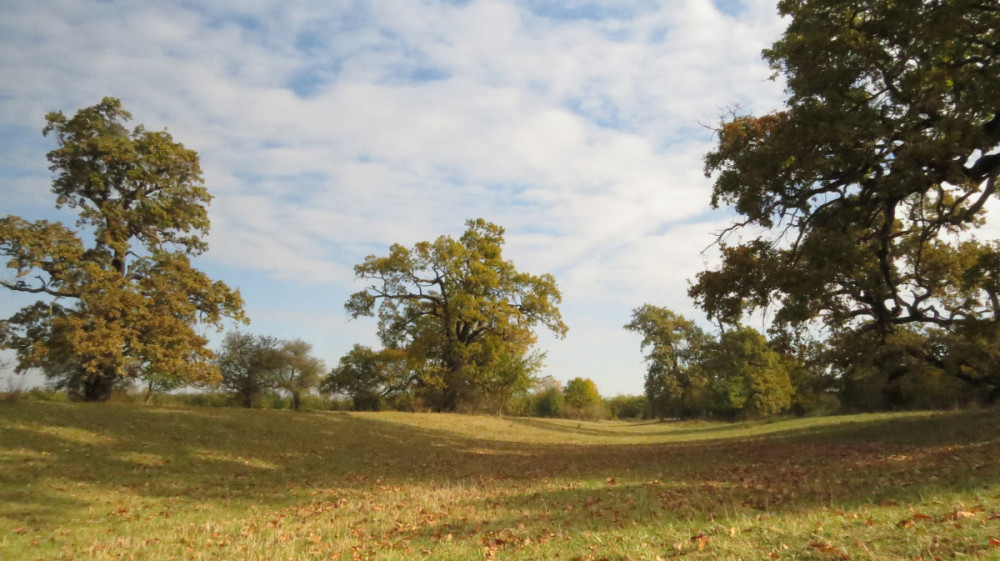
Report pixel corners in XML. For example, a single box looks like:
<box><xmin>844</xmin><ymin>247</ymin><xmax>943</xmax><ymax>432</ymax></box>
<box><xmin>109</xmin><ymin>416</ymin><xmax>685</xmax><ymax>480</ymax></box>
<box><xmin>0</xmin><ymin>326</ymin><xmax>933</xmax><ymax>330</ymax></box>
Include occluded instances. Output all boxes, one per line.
<box><xmin>0</xmin><ymin>0</ymin><xmax>790</xmax><ymax>396</ymax></box>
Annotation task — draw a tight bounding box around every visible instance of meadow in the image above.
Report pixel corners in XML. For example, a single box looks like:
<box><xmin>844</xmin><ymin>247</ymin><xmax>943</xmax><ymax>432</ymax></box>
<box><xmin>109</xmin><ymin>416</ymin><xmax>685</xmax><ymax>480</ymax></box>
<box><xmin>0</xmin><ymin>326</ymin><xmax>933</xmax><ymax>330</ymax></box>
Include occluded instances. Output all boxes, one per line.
<box><xmin>1</xmin><ymin>402</ymin><xmax>998</xmax><ymax>560</ymax></box>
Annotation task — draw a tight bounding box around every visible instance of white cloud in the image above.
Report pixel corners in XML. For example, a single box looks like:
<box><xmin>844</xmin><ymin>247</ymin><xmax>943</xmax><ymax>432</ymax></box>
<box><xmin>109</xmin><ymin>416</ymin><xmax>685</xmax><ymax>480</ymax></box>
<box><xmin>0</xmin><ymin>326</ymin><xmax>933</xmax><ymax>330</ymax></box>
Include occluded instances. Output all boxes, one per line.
<box><xmin>0</xmin><ymin>0</ymin><xmax>789</xmax><ymax>395</ymax></box>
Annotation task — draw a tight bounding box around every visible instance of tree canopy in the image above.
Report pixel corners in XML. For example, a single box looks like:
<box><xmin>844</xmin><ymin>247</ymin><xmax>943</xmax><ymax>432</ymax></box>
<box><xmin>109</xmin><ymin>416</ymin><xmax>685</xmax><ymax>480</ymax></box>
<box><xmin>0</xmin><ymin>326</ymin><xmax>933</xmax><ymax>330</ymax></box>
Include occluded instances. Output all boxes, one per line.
<box><xmin>624</xmin><ymin>305</ymin><xmax>710</xmax><ymax>418</ymax></box>
<box><xmin>563</xmin><ymin>377</ymin><xmax>601</xmax><ymax>409</ymax></box>
<box><xmin>690</xmin><ymin>0</ymin><xmax>1000</xmax><ymax>404</ymax></box>
<box><xmin>322</xmin><ymin>345</ymin><xmax>413</xmax><ymax>411</ymax></box>
<box><xmin>216</xmin><ymin>332</ymin><xmax>324</xmax><ymax>409</ymax></box>
<box><xmin>0</xmin><ymin>98</ymin><xmax>245</xmax><ymax>401</ymax></box>
<box><xmin>346</xmin><ymin>218</ymin><xmax>567</xmax><ymax>411</ymax></box>
<box><xmin>625</xmin><ymin>305</ymin><xmax>792</xmax><ymax>419</ymax></box>
<box><xmin>274</xmin><ymin>339</ymin><xmax>325</xmax><ymax>410</ymax></box>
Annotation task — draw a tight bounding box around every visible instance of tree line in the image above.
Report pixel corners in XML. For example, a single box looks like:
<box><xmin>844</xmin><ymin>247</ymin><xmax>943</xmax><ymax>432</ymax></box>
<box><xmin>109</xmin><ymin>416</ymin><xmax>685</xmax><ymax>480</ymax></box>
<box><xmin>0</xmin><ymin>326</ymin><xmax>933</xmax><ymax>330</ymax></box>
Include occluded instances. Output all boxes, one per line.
<box><xmin>2</xmin><ymin>0</ymin><xmax>998</xmax><ymax>416</ymax></box>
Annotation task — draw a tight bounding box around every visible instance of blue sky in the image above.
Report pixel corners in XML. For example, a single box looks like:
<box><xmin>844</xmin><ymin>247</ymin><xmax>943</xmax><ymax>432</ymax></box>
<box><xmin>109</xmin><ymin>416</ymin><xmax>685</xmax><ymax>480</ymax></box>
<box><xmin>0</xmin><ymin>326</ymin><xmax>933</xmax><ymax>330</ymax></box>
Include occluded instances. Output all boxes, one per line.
<box><xmin>0</xmin><ymin>0</ymin><xmax>788</xmax><ymax>396</ymax></box>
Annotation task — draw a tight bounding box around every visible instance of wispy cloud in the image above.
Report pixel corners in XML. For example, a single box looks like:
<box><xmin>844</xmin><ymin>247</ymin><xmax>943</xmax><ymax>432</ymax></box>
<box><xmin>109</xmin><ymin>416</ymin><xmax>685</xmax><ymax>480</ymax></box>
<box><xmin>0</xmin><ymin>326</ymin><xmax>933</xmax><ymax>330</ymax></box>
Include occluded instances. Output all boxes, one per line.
<box><xmin>0</xmin><ymin>0</ymin><xmax>787</xmax><ymax>395</ymax></box>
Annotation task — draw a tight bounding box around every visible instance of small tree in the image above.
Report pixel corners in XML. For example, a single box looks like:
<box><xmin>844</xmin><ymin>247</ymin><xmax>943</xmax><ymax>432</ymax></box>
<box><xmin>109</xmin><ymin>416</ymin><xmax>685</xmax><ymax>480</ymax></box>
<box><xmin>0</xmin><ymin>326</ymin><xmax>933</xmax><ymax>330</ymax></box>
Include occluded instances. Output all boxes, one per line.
<box><xmin>564</xmin><ymin>377</ymin><xmax>601</xmax><ymax>409</ymax></box>
<box><xmin>531</xmin><ymin>376</ymin><xmax>565</xmax><ymax>417</ymax></box>
<box><xmin>275</xmin><ymin>339</ymin><xmax>324</xmax><ymax>410</ymax></box>
<box><xmin>467</xmin><ymin>335</ymin><xmax>545</xmax><ymax>415</ymax></box>
<box><xmin>323</xmin><ymin>345</ymin><xmax>413</xmax><ymax>411</ymax></box>
<box><xmin>702</xmin><ymin>327</ymin><xmax>793</xmax><ymax>419</ymax></box>
<box><xmin>217</xmin><ymin>332</ymin><xmax>284</xmax><ymax>408</ymax></box>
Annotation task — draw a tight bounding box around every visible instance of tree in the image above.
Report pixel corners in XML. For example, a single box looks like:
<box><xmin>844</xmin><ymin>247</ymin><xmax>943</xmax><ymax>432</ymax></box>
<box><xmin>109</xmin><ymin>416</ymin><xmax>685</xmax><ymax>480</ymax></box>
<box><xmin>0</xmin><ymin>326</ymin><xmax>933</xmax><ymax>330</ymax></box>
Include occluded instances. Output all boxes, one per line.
<box><xmin>624</xmin><ymin>305</ymin><xmax>711</xmax><ymax>418</ymax></box>
<box><xmin>701</xmin><ymin>327</ymin><xmax>793</xmax><ymax>419</ymax></box>
<box><xmin>322</xmin><ymin>345</ymin><xmax>413</xmax><ymax>411</ymax></box>
<box><xmin>468</xmin><ymin>337</ymin><xmax>546</xmax><ymax>415</ymax></box>
<box><xmin>217</xmin><ymin>332</ymin><xmax>284</xmax><ymax>408</ymax></box>
<box><xmin>691</xmin><ymin>0</ymin><xmax>1000</xmax><ymax>402</ymax></box>
<box><xmin>345</xmin><ymin>219</ymin><xmax>568</xmax><ymax>411</ymax></box>
<box><xmin>0</xmin><ymin>98</ymin><xmax>245</xmax><ymax>401</ymax></box>
<box><xmin>605</xmin><ymin>394</ymin><xmax>650</xmax><ymax>420</ymax></box>
<box><xmin>531</xmin><ymin>376</ymin><xmax>565</xmax><ymax>418</ymax></box>
<box><xmin>563</xmin><ymin>377</ymin><xmax>601</xmax><ymax>409</ymax></box>
<box><xmin>274</xmin><ymin>339</ymin><xmax>325</xmax><ymax>410</ymax></box>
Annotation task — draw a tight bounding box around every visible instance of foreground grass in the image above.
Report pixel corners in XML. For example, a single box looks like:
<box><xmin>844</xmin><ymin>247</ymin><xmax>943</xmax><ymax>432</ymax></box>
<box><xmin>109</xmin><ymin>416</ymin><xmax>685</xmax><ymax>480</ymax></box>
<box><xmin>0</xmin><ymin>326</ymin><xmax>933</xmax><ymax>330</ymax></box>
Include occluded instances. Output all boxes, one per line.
<box><xmin>1</xmin><ymin>404</ymin><xmax>998</xmax><ymax>560</ymax></box>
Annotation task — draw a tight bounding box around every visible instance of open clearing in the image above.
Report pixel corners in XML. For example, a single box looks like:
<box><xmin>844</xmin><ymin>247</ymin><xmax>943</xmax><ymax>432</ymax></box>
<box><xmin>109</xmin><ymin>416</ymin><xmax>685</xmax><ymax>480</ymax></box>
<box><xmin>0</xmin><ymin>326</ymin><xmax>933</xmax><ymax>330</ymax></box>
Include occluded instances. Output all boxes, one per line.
<box><xmin>1</xmin><ymin>403</ymin><xmax>999</xmax><ymax>560</ymax></box>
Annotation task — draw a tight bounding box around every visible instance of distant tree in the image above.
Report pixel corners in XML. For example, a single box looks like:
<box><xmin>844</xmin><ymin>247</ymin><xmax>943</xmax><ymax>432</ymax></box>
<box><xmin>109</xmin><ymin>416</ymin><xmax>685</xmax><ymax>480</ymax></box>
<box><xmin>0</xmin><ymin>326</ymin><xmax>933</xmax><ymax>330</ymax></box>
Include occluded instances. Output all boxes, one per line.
<box><xmin>604</xmin><ymin>394</ymin><xmax>650</xmax><ymax>420</ymax></box>
<box><xmin>564</xmin><ymin>377</ymin><xmax>601</xmax><ymax>409</ymax></box>
<box><xmin>531</xmin><ymin>375</ymin><xmax>565</xmax><ymax>417</ymax></box>
<box><xmin>702</xmin><ymin>327</ymin><xmax>793</xmax><ymax>419</ymax></box>
<box><xmin>346</xmin><ymin>219</ymin><xmax>568</xmax><ymax>411</ymax></box>
<box><xmin>624</xmin><ymin>305</ymin><xmax>711</xmax><ymax>418</ymax></box>
<box><xmin>0</xmin><ymin>98</ymin><xmax>245</xmax><ymax>401</ymax></box>
<box><xmin>217</xmin><ymin>332</ymin><xmax>284</xmax><ymax>408</ymax></box>
<box><xmin>138</xmin><ymin>370</ymin><xmax>188</xmax><ymax>404</ymax></box>
<box><xmin>690</xmin><ymin>0</ymin><xmax>1000</xmax><ymax>404</ymax></box>
<box><xmin>323</xmin><ymin>345</ymin><xmax>413</xmax><ymax>411</ymax></box>
<box><xmin>768</xmin><ymin>331</ymin><xmax>840</xmax><ymax>416</ymax></box>
<box><xmin>275</xmin><ymin>339</ymin><xmax>325</xmax><ymax>410</ymax></box>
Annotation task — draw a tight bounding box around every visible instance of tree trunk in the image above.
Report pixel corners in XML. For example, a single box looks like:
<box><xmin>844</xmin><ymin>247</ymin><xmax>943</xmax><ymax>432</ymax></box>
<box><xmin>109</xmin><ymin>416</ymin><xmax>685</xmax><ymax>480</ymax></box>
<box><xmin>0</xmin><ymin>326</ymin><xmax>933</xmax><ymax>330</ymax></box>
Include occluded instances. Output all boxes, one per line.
<box><xmin>291</xmin><ymin>391</ymin><xmax>301</xmax><ymax>411</ymax></box>
<box><xmin>83</xmin><ymin>369</ymin><xmax>117</xmax><ymax>402</ymax></box>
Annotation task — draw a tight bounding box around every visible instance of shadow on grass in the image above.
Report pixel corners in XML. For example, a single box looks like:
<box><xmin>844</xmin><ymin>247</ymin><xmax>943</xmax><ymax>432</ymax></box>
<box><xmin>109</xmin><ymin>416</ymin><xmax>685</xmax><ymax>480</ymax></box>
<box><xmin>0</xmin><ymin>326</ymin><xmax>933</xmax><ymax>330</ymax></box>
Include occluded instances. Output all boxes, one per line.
<box><xmin>1</xmin><ymin>402</ymin><xmax>998</xmax><ymax>535</ymax></box>
<box><xmin>506</xmin><ymin>416</ymin><xmax>759</xmax><ymax>438</ymax></box>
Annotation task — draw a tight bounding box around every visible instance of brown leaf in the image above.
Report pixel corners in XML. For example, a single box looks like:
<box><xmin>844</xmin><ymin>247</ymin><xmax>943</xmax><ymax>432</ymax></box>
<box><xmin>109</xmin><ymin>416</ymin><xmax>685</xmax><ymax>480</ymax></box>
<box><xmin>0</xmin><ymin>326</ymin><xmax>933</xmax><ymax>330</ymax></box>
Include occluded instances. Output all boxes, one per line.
<box><xmin>989</xmin><ymin>538</ymin><xmax>1000</xmax><ymax>547</ymax></box>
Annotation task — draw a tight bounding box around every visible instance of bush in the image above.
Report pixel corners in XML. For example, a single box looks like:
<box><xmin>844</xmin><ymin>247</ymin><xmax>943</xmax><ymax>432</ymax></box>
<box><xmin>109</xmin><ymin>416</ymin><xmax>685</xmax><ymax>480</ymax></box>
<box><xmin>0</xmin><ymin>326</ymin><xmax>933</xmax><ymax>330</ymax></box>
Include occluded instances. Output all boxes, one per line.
<box><xmin>534</xmin><ymin>387</ymin><xmax>565</xmax><ymax>417</ymax></box>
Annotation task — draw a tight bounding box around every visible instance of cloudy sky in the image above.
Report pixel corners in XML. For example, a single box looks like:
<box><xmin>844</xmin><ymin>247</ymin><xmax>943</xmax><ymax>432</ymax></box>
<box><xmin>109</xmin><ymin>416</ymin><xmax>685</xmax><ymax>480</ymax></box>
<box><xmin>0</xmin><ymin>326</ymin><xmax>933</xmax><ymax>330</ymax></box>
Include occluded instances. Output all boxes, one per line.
<box><xmin>0</xmin><ymin>0</ymin><xmax>789</xmax><ymax>396</ymax></box>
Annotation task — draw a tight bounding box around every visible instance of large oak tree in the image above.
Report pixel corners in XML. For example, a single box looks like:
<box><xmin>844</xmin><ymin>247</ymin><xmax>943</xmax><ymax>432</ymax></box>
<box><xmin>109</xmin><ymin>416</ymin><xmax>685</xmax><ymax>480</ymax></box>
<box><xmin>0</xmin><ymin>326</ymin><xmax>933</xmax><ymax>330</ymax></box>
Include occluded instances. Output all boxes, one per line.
<box><xmin>346</xmin><ymin>219</ymin><xmax>567</xmax><ymax>411</ymax></box>
<box><xmin>0</xmin><ymin>98</ymin><xmax>246</xmax><ymax>401</ymax></box>
<box><xmin>690</xmin><ymin>0</ymin><xmax>1000</xmax><ymax>402</ymax></box>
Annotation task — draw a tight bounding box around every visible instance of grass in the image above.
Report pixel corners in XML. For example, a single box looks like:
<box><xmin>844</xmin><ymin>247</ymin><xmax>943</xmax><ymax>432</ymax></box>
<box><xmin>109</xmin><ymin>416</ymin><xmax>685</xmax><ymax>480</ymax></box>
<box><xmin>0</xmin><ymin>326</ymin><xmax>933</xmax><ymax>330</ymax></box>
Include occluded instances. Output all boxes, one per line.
<box><xmin>1</xmin><ymin>403</ymin><xmax>999</xmax><ymax>560</ymax></box>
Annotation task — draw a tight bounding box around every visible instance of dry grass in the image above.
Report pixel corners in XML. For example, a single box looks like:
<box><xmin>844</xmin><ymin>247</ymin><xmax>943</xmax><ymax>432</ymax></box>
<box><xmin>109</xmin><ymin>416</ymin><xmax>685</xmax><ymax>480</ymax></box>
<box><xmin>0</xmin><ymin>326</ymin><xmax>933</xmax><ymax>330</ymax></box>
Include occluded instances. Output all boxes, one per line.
<box><xmin>1</xmin><ymin>402</ymin><xmax>998</xmax><ymax>560</ymax></box>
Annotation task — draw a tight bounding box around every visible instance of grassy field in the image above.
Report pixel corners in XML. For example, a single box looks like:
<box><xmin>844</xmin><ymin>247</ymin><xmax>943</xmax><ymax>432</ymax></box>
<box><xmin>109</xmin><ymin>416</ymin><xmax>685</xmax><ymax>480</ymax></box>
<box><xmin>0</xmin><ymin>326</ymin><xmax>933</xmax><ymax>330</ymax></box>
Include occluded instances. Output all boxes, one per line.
<box><xmin>1</xmin><ymin>403</ymin><xmax>999</xmax><ymax>560</ymax></box>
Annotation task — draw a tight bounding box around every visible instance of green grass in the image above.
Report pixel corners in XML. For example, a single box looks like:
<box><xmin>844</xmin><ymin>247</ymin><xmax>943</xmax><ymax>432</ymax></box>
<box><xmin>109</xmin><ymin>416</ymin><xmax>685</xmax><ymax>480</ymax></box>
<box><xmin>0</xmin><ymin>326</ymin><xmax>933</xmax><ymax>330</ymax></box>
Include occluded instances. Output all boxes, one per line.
<box><xmin>1</xmin><ymin>403</ymin><xmax>999</xmax><ymax>560</ymax></box>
